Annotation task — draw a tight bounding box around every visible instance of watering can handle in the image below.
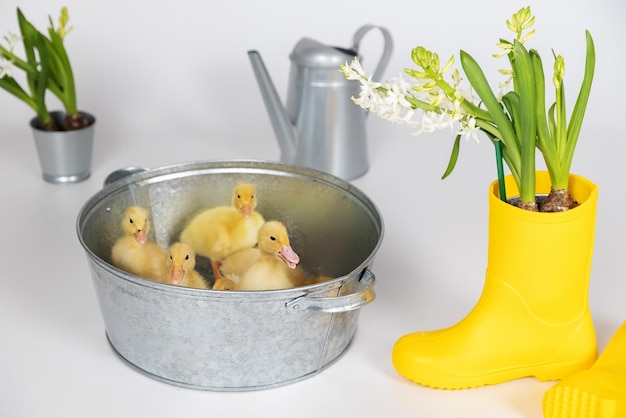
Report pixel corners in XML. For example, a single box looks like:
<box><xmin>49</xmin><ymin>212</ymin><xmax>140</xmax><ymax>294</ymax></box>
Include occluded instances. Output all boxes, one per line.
<box><xmin>351</xmin><ymin>24</ymin><xmax>393</xmax><ymax>82</ymax></box>
<box><xmin>285</xmin><ymin>269</ymin><xmax>376</xmax><ymax>314</ymax></box>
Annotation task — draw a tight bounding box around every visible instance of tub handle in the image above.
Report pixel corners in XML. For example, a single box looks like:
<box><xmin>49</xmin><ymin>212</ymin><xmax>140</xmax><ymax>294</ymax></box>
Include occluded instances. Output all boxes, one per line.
<box><xmin>285</xmin><ymin>269</ymin><xmax>376</xmax><ymax>314</ymax></box>
<box><xmin>103</xmin><ymin>167</ymin><xmax>147</xmax><ymax>187</ymax></box>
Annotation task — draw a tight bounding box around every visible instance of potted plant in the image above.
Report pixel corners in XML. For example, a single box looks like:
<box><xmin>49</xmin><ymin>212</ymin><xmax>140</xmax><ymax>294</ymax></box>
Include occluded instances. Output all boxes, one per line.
<box><xmin>342</xmin><ymin>6</ymin><xmax>600</xmax><ymax>394</ymax></box>
<box><xmin>0</xmin><ymin>7</ymin><xmax>95</xmax><ymax>183</ymax></box>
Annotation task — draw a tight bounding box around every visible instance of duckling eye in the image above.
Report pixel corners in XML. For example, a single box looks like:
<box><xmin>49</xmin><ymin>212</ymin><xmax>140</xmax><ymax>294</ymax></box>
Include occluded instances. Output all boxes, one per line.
<box><xmin>169</xmin><ymin>255</ymin><xmax>173</xmax><ymax>260</ymax></box>
<box><xmin>185</xmin><ymin>254</ymin><xmax>189</xmax><ymax>260</ymax></box>
<box><xmin>270</xmin><ymin>235</ymin><xmax>276</xmax><ymax>241</ymax></box>
<box><xmin>129</xmin><ymin>218</ymin><xmax>134</xmax><ymax>224</ymax></box>
<box><xmin>237</xmin><ymin>194</ymin><xmax>241</xmax><ymax>199</ymax></box>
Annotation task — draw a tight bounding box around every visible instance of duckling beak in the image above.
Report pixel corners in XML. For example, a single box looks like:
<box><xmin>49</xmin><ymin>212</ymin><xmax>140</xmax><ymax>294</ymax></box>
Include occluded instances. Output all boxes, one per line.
<box><xmin>240</xmin><ymin>204</ymin><xmax>252</xmax><ymax>218</ymax></box>
<box><xmin>134</xmin><ymin>229</ymin><xmax>147</xmax><ymax>245</ymax></box>
<box><xmin>278</xmin><ymin>245</ymin><xmax>300</xmax><ymax>269</ymax></box>
<box><xmin>170</xmin><ymin>265</ymin><xmax>185</xmax><ymax>285</ymax></box>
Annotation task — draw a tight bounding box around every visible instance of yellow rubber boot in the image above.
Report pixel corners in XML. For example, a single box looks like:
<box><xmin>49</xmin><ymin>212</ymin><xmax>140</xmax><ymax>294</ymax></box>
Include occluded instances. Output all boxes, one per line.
<box><xmin>392</xmin><ymin>172</ymin><xmax>599</xmax><ymax>389</ymax></box>
<box><xmin>543</xmin><ymin>321</ymin><xmax>626</xmax><ymax>418</ymax></box>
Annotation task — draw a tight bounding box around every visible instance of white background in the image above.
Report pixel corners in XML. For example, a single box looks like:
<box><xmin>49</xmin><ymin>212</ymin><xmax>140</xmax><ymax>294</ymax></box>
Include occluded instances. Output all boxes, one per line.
<box><xmin>1</xmin><ymin>0</ymin><xmax>625</xmax><ymax>417</ymax></box>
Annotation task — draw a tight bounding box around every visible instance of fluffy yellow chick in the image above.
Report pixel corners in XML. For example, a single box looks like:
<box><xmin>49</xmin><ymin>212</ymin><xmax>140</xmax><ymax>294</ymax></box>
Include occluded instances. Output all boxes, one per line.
<box><xmin>166</xmin><ymin>242</ymin><xmax>209</xmax><ymax>289</ymax></box>
<box><xmin>288</xmin><ymin>269</ymin><xmax>334</xmax><ymax>287</ymax></box>
<box><xmin>218</xmin><ymin>246</ymin><xmax>260</xmax><ymax>282</ymax></box>
<box><xmin>111</xmin><ymin>206</ymin><xmax>168</xmax><ymax>282</ymax></box>
<box><xmin>179</xmin><ymin>183</ymin><xmax>265</xmax><ymax>282</ymax></box>
<box><xmin>215</xmin><ymin>244</ymin><xmax>260</xmax><ymax>290</ymax></box>
<box><xmin>236</xmin><ymin>221</ymin><xmax>301</xmax><ymax>291</ymax></box>
<box><xmin>219</xmin><ymin>225</ymin><xmax>333</xmax><ymax>290</ymax></box>
<box><xmin>212</xmin><ymin>276</ymin><xmax>238</xmax><ymax>291</ymax></box>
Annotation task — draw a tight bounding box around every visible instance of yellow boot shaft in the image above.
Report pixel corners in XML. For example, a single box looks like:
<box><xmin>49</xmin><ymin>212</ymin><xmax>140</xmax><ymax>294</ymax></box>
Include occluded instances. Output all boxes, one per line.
<box><xmin>489</xmin><ymin>172</ymin><xmax>598</xmax><ymax>323</ymax></box>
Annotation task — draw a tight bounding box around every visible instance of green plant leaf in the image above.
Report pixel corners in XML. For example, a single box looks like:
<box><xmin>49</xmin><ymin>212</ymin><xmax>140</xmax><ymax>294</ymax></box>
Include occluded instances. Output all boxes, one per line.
<box><xmin>47</xmin><ymin>22</ymin><xmax>77</xmax><ymax>114</ymax></box>
<box><xmin>501</xmin><ymin>91</ymin><xmax>521</xmax><ymax>148</ymax></box>
<box><xmin>33</xmin><ymin>32</ymin><xmax>52</xmax><ymax>124</ymax></box>
<box><xmin>554</xmin><ymin>65</ymin><xmax>567</xmax><ymax>160</ymax></box>
<box><xmin>562</xmin><ymin>30</ymin><xmax>596</xmax><ymax>175</ymax></box>
<box><xmin>17</xmin><ymin>8</ymin><xmax>40</xmax><ymax>98</ymax></box>
<box><xmin>0</xmin><ymin>45</ymin><xmax>38</xmax><ymax>77</ymax></box>
<box><xmin>0</xmin><ymin>77</ymin><xmax>37</xmax><ymax>111</ymax></box>
<box><xmin>531</xmin><ymin>50</ymin><xmax>562</xmax><ymax>188</ymax></box>
<box><xmin>511</xmin><ymin>40</ymin><xmax>536</xmax><ymax>204</ymax></box>
<box><xmin>548</xmin><ymin>102</ymin><xmax>557</xmax><ymax>140</ymax></box>
<box><xmin>441</xmin><ymin>134</ymin><xmax>462</xmax><ymax>179</ymax></box>
<box><xmin>460</xmin><ymin>50</ymin><xmax>522</xmax><ymax>184</ymax></box>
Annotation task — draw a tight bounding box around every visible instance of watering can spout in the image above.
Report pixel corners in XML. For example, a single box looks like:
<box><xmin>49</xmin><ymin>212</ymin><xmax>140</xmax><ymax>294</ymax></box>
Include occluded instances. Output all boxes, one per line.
<box><xmin>248</xmin><ymin>50</ymin><xmax>296</xmax><ymax>164</ymax></box>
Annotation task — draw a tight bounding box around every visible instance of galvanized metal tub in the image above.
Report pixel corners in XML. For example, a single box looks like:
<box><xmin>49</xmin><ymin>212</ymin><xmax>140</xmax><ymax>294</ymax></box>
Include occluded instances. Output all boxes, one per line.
<box><xmin>77</xmin><ymin>160</ymin><xmax>383</xmax><ymax>391</ymax></box>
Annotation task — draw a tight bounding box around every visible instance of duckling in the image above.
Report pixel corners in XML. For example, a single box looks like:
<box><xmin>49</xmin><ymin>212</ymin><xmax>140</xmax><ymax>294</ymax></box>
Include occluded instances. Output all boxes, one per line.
<box><xmin>166</xmin><ymin>242</ymin><xmax>209</xmax><ymax>289</ymax></box>
<box><xmin>236</xmin><ymin>221</ymin><xmax>301</xmax><ymax>291</ymax></box>
<box><xmin>179</xmin><ymin>183</ymin><xmax>265</xmax><ymax>282</ymax></box>
<box><xmin>281</xmin><ymin>268</ymin><xmax>333</xmax><ymax>287</ymax></box>
<box><xmin>111</xmin><ymin>206</ymin><xmax>168</xmax><ymax>282</ymax></box>
<box><xmin>220</xmin><ymin>228</ymin><xmax>333</xmax><ymax>289</ymax></box>
<box><xmin>212</xmin><ymin>276</ymin><xmax>238</xmax><ymax>291</ymax></box>
<box><xmin>218</xmin><ymin>246</ymin><xmax>261</xmax><ymax>282</ymax></box>
<box><xmin>288</xmin><ymin>269</ymin><xmax>334</xmax><ymax>287</ymax></box>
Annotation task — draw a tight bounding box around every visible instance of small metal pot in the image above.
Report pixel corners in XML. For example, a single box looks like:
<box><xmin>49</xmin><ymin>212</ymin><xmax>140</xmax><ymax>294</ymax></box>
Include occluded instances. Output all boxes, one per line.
<box><xmin>31</xmin><ymin>111</ymin><xmax>95</xmax><ymax>184</ymax></box>
<box><xmin>77</xmin><ymin>160</ymin><xmax>383</xmax><ymax>391</ymax></box>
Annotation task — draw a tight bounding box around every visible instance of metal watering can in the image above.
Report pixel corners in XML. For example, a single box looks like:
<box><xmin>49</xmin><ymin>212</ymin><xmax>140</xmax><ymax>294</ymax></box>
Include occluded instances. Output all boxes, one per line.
<box><xmin>248</xmin><ymin>24</ymin><xmax>393</xmax><ymax>180</ymax></box>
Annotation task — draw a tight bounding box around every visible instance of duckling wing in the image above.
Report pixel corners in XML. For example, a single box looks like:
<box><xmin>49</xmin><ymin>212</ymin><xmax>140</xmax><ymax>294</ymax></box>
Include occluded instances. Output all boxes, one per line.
<box><xmin>111</xmin><ymin>235</ymin><xmax>139</xmax><ymax>273</ymax></box>
<box><xmin>220</xmin><ymin>247</ymin><xmax>261</xmax><ymax>278</ymax></box>
<box><xmin>138</xmin><ymin>243</ymin><xmax>169</xmax><ymax>282</ymax></box>
<box><xmin>239</xmin><ymin>260</ymin><xmax>293</xmax><ymax>291</ymax></box>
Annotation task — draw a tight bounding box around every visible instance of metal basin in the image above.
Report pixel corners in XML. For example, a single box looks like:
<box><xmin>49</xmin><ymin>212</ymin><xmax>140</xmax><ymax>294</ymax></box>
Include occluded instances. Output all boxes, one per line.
<box><xmin>76</xmin><ymin>160</ymin><xmax>383</xmax><ymax>391</ymax></box>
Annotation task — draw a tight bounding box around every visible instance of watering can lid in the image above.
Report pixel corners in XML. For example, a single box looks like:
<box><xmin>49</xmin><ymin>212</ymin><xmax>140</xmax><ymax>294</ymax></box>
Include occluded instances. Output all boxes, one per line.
<box><xmin>289</xmin><ymin>37</ymin><xmax>357</xmax><ymax>68</ymax></box>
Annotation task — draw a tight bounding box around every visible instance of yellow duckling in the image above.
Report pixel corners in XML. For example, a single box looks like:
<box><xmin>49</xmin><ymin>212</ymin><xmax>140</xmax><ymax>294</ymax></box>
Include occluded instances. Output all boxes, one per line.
<box><xmin>212</xmin><ymin>276</ymin><xmax>238</xmax><ymax>291</ymax></box>
<box><xmin>179</xmin><ymin>183</ymin><xmax>265</xmax><ymax>282</ymax></box>
<box><xmin>166</xmin><ymin>242</ymin><xmax>209</xmax><ymax>289</ymax></box>
<box><xmin>219</xmin><ymin>225</ymin><xmax>333</xmax><ymax>290</ymax></box>
<box><xmin>236</xmin><ymin>221</ymin><xmax>301</xmax><ymax>291</ymax></box>
<box><xmin>218</xmin><ymin>246</ymin><xmax>260</xmax><ymax>283</ymax></box>
<box><xmin>111</xmin><ymin>206</ymin><xmax>168</xmax><ymax>282</ymax></box>
<box><xmin>288</xmin><ymin>269</ymin><xmax>334</xmax><ymax>287</ymax></box>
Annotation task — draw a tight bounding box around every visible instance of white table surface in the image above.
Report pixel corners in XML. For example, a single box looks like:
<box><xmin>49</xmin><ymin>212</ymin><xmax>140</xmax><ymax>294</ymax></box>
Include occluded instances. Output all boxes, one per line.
<box><xmin>1</xmin><ymin>114</ymin><xmax>625</xmax><ymax>418</ymax></box>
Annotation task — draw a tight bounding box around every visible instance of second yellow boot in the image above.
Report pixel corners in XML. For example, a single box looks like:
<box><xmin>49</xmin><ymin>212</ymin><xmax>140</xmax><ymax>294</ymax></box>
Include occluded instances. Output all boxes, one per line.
<box><xmin>543</xmin><ymin>321</ymin><xmax>626</xmax><ymax>418</ymax></box>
